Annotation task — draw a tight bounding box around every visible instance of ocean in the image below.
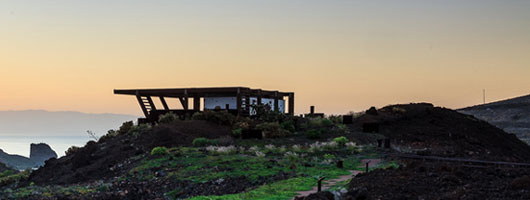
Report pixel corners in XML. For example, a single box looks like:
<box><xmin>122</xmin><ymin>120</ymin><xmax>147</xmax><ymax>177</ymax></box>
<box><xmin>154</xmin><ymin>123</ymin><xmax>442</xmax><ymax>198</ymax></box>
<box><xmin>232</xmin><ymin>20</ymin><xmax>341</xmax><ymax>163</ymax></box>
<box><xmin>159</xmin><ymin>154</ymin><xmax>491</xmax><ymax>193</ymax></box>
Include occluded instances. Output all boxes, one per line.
<box><xmin>0</xmin><ymin>135</ymin><xmax>91</xmax><ymax>157</ymax></box>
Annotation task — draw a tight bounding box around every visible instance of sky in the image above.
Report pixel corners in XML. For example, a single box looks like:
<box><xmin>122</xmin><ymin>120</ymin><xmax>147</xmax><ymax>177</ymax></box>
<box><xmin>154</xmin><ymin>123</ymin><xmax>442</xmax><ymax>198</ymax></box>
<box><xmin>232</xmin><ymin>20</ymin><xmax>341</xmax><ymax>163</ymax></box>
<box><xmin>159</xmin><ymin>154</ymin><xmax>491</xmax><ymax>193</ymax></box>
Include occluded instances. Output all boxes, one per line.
<box><xmin>1</xmin><ymin>0</ymin><xmax>529</xmax><ymax>116</ymax></box>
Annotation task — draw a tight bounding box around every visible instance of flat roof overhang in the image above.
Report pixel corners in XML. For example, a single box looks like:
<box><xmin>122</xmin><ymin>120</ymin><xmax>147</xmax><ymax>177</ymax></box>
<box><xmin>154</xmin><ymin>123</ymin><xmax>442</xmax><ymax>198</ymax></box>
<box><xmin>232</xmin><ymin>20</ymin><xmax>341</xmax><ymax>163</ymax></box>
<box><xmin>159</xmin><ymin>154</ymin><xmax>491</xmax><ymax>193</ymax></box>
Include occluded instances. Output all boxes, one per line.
<box><xmin>114</xmin><ymin>87</ymin><xmax>293</xmax><ymax>98</ymax></box>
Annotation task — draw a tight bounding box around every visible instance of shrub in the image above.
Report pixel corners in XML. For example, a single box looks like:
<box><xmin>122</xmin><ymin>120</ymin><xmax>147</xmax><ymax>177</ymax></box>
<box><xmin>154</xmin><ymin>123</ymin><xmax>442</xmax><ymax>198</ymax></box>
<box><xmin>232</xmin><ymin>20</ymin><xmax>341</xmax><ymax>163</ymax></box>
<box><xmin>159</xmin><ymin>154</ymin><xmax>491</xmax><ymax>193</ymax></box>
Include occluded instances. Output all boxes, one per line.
<box><xmin>158</xmin><ymin>112</ymin><xmax>178</xmax><ymax>124</ymax></box>
<box><xmin>217</xmin><ymin>135</ymin><xmax>234</xmax><ymax>146</ymax></box>
<box><xmin>129</xmin><ymin>124</ymin><xmax>152</xmax><ymax>138</ymax></box>
<box><xmin>346</xmin><ymin>142</ymin><xmax>357</xmax><ymax>151</ymax></box>
<box><xmin>284</xmin><ymin>152</ymin><xmax>299</xmax><ymax>164</ymax></box>
<box><xmin>99</xmin><ymin>129</ymin><xmax>119</xmax><ymax>142</ymax></box>
<box><xmin>232</xmin><ymin>128</ymin><xmax>243</xmax><ymax>138</ymax></box>
<box><xmin>322</xmin><ymin>141</ymin><xmax>338</xmax><ymax>151</ymax></box>
<box><xmin>192</xmin><ymin>110</ymin><xmax>235</xmax><ymax>126</ymax></box>
<box><xmin>233</xmin><ymin>121</ymin><xmax>250</xmax><ymax>130</ymax></box>
<box><xmin>249</xmin><ymin>146</ymin><xmax>259</xmax><ymax>153</ymax></box>
<box><xmin>65</xmin><ymin>146</ymin><xmax>81</xmax><ymax>156</ymax></box>
<box><xmin>118</xmin><ymin>121</ymin><xmax>134</xmax><ymax>134</ymax></box>
<box><xmin>306</xmin><ymin>129</ymin><xmax>322</xmax><ymax>139</ymax></box>
<box><xmin>280</xmin><ymin>120</ymin><xmax>296</xmax><ymax>133</ymax></box>
<box><xmin>328</xmin><ymin>115</ymin><xmax>343</xmax><ymax>124</ymax></box>
<box><xmin>335</xmin><ymin>124</ymin><xmax>349</xmax><ymax>134</ymax></box>
<box><xmin>321</xmin><ymin>118</ymin><xmax>334</xmax><ymax>127</ymax></box>
<box><xmin>333</xmin><ymin>136</ymin><xmax>349</xmax><ymax>147</ymax></box>
<box><xmin>192</xmin><ymin>137</ymin><xmax>218</xmax><ymax>147</ymax></box>
<box><xmin>255</xmin><ymin>151</ymin><xmax>266</xmax><ymax>158</ymax></box>
<box><xmin>264</xmin><ymin>144</ymin><xmax>276</xmax><ymax>152</ymax></box>
<box><xmin>323</xmin><ymin>153</ymin><xmax>336</xmax><ymax>162</ymax></box>
<box><xmin>205</xmin><ymin>145</ymin><xmax>237</xmax><ymax>154</ymax></box>
<box><xmin>291</xmin><ymin>144</ymin><xmax>302</xmax><ymax>152</ymax></box>
<box><xmin>151</xmin><ymin>146</ymin><xmax>168</xmax><ymax>156</ymax></box>
<box><xmin>256</xmin><ymin>122</ymin><xmax>283</xmax><ymax>138</ymax></box>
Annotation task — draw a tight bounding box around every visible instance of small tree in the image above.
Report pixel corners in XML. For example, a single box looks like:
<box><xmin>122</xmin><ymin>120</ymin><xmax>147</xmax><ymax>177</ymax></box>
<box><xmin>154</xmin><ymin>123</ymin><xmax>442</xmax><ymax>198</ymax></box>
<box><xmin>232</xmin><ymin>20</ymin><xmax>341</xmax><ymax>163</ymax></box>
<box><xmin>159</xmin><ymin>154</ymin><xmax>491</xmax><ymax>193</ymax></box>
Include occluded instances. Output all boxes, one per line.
<box><xmin>333</xmin><ymin>136</ymin><xmax>349</xmax><ymax>147</ymax></box>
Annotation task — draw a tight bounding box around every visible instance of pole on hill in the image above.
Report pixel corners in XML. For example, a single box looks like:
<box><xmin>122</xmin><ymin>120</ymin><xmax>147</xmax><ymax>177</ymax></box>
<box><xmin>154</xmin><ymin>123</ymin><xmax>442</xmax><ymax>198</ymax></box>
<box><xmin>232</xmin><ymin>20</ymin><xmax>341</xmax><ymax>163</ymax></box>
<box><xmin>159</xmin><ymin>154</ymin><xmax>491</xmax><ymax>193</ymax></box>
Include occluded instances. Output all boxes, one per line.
<box><xmin>483</xmin><ymin>89</ymin><xmax>486</xmax><ymax>105</ymax></box>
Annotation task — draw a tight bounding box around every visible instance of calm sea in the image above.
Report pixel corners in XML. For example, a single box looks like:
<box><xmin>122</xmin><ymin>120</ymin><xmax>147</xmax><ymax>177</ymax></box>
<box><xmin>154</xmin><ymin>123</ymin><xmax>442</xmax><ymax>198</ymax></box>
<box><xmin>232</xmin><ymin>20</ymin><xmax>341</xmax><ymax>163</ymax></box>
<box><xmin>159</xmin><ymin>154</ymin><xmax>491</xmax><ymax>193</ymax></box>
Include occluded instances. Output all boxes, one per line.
<box><xmin>0</xmin><ymin>135</ymin><xmax>91</xmax><ymax>157</ymax></box>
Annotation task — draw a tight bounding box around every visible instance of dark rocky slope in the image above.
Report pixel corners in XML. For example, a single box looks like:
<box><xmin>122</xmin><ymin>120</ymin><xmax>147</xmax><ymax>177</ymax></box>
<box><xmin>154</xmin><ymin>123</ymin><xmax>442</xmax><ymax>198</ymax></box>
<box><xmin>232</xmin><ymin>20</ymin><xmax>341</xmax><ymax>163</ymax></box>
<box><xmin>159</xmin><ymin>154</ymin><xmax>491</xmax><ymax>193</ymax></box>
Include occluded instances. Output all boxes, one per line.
<box><xmin>352</xmin><ymin>103</ymin><xmax>530</xmax><ymax>162</ymax></box>
<box><xmin>28</xmin><ymin>120</ymin><xmax>231</xmax><ymax>185</ymax></box>
<box><xmin>459</xmin><ymin>94</ymin><xmax>530</xmax><ymax>144</ymax></box>
<box><xmin>342</xmin><ymin>103</ymin><xmax>530</xmax><ymax>200</ymax></box>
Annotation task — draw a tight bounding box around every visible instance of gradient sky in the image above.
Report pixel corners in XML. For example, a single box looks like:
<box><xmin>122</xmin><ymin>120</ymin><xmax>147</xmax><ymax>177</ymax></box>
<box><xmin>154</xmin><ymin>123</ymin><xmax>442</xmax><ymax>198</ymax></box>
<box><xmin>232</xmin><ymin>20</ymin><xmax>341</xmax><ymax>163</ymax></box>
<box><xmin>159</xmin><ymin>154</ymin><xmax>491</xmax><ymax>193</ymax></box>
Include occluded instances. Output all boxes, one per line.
<box><xmin>1</xmin><ymin>0</ymin><xmax>529</xmax><ymax>116</ymax></box>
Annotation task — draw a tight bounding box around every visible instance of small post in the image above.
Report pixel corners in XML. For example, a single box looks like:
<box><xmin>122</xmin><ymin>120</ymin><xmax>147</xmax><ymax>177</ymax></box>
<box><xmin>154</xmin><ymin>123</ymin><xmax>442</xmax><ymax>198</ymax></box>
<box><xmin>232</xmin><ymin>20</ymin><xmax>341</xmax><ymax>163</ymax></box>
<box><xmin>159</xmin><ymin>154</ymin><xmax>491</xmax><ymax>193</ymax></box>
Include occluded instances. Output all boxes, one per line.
<box><xmin>365</xmin><ymin>161</ymin><xmax>370</xmax><ymax>173</ymax></box>
<box><xmin>337</xmin><ymin>160</ymin><xmax>344</xmax><ymax>168</ymax></box>
<box><xmin>317</xmin><ymin>177</ymin><xmax>325</xmax><ymax>192</ymax></box>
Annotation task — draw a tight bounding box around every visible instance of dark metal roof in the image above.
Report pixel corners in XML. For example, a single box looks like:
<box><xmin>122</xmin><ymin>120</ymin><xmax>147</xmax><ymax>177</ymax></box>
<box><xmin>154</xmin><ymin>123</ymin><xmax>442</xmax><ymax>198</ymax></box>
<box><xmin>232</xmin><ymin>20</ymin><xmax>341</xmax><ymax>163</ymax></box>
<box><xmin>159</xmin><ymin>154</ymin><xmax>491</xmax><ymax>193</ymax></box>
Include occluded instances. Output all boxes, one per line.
<box><xmin>114</xmin><ymin>87</ymin><xmax>293</xmax><ymax>98</ymax></box>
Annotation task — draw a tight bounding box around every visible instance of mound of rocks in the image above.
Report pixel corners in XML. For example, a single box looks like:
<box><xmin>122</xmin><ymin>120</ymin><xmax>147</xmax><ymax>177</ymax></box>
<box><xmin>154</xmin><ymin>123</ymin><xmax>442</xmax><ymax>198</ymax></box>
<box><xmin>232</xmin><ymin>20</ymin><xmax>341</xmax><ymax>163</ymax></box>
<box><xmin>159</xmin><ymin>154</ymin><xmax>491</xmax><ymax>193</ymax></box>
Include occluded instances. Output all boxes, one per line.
<box><xmin>353</xmin><ymin>103</ymin><xmax>530</xmax><ymax>162</ymax></box>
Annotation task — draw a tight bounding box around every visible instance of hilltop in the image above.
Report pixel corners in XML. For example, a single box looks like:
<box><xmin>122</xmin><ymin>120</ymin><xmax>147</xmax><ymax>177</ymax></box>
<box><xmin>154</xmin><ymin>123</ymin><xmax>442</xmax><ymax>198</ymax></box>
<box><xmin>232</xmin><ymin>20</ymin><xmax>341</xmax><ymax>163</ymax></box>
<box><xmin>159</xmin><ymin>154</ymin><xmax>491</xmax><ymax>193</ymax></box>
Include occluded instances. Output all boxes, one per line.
<box><xmin>459</xmin><ymin>94</ymin><xmax>530</xmax><ymax>143</ymax></box>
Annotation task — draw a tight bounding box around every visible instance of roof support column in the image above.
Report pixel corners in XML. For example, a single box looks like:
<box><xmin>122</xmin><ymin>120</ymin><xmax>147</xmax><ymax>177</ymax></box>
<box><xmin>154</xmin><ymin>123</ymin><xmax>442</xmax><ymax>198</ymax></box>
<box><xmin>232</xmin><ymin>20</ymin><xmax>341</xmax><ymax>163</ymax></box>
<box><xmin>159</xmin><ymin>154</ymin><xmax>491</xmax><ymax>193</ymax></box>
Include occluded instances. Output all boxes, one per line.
<box><xmin>274</xmin><ymin>91</ymin><xmax>279</xmax><ymax>112</ymax></box>
<box><xmin>193</xmin><ymin>96</ymin><xmax>200</xmax><ymax>111</ymax></box>
<box><xmin>257</xmin><ymin>90</ymin><xmax>262</xmax><ymax>105</ymax></box>
<box><xmin>288</xmin><ymin>93</ymin><xmax>294</xmax><ymax>115</ymax></box>
<box><xmin>159</xmin><ymin>97</ymin><xmax>169</xmax><ymax>110</ymax></box>
<box><xmin>236</xmin><ymin>88</ymin><xmax>242</xmax><ymax>115</ymax></box>
<box><xmin>136</xmin><ymin>92</ymin><xmax>149</xmax><ymax>118</ymax></box>
<box><xmin>183</xmin><ymin>89</ymin><xmax>189</xmax><ymax>112</ymax></box>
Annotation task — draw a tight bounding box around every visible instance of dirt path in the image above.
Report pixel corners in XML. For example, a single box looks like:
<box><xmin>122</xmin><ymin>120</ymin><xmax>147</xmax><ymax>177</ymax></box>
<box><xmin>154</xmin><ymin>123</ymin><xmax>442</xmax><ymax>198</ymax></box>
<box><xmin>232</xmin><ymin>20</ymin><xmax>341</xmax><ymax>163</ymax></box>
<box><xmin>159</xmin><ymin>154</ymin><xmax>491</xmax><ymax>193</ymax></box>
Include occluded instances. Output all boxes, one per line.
<box><xmin>293</xmin><ymin>159</ymin><xmax>381</xmax><ymax>199</ymax></box>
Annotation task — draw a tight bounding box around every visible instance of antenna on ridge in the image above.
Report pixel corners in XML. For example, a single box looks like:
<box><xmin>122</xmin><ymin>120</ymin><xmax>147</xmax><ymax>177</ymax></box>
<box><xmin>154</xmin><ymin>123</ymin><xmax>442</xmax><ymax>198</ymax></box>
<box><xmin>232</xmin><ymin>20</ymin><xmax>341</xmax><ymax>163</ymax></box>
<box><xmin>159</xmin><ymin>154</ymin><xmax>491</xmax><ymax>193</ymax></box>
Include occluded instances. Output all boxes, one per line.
<box><xmin>483</xmin><ymin>89</ymin><xmax>486</xmax><ymax>105</ymax></box>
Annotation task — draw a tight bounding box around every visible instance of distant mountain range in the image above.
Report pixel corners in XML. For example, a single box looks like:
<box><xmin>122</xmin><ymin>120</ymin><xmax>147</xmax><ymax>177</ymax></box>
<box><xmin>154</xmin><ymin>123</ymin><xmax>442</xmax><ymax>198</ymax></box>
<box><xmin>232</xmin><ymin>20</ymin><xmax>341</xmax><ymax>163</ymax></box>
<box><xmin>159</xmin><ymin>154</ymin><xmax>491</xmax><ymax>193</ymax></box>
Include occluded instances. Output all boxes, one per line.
<box><xmin>0</xmin><ymin>110</ymin><xmax>137</xmax><ymax>136</ymax></box>
<box><xmin>459</xmin><ymin>94</ymin><xmax>530</xmax><ymax>144</ymax></box>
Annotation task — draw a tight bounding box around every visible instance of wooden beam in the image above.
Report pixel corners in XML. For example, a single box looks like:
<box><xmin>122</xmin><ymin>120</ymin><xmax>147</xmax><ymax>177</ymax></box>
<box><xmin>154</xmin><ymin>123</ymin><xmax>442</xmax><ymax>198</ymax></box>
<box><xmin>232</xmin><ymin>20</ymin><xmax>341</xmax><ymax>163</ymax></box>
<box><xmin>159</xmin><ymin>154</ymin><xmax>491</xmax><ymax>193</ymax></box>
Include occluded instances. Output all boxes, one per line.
<box><xmin>159</xmin><ymin>97</ymin><xmax>169</xmax><ymax>110</ymax></box>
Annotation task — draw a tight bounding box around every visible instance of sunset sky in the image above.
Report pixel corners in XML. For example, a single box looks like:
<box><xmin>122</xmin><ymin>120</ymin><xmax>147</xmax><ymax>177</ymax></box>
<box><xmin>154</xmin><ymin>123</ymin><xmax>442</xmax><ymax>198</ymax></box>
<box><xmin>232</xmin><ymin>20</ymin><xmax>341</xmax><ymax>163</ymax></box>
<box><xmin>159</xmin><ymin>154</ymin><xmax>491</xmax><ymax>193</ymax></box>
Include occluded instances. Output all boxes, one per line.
<box><xmin>1</xmin><ymin>0</ymin><xmax>529</xmax><ymax>116</ymax></box>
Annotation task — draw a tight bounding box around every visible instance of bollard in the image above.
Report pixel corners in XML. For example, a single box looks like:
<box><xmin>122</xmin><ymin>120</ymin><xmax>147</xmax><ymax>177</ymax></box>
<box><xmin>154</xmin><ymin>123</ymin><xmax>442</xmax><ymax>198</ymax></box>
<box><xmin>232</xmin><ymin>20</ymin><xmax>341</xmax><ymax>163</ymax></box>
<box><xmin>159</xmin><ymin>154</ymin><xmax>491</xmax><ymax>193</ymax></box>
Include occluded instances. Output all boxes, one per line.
<box><xmin>337</xmin><ymin>160</ymin><xmax>344</xmax><ymax>168</ymax></box>
<box><xmin>365</xmin><ymin>161</ymin><xmax>371</xmax><ymax>173</ymax></box>
<box><xmin>317</xmin><ymin>177</ymin><xmax>326</xmax><ymax>192</ymax></box>
<box><xmin>384</xmin><ymin>139</ymin><xmax>390</xmax><ymax>148</ymax></box>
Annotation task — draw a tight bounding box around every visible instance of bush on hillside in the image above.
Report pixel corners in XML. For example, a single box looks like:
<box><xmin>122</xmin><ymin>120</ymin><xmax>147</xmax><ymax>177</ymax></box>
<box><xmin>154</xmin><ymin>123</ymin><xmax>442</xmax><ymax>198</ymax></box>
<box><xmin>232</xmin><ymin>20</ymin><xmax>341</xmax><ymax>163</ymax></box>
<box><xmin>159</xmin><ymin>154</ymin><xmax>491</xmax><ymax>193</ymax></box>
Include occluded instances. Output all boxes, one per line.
<box><xmin>256</xmin><ymin>122</ymin><xmax>291</xmax><ymax>138</ymax></box>
<box><xmin>65</xmin><ymin>146</ymin><xmax>81</xmax><ymax>156</ymax></box>
<box><xmin>192</xmin><ymin>110</ymin><xmax>235</xmax><ymax>126</ymax></box>
<box><xmin>232</xmin><ymin>128</ymin><xmax>243</xmax><ymax>138</ymax></box>
<box><xmin>328</xmin><ymin>115</ymin><xmax>343</xmax><ymax>124</ymax></box>
<box><xmin>192</xmin><ymin>137</ymin><xmax>218</xmax><ymax>147</ymax></box>
<box><xmin>118</xmin><ymin>121</ymin><xmax>134</xmax><ymax>134</ymax></box>
<box><xmin>333</xmin><ymin>136</ymin><xmax>349</xmax><ymax>147</ymax></box>
<box><xmin>129</xmin><ymin>124</ymin><xmax>152</xmax><ymax>138</ymax></box>
<box><xmin>158</xmin><ymin>112</ymin><xmax>178</xmax><ymax>124</ymax></box>
<box><xmin>280</xmin><ymin>120</ymin><xmax>296</xmax><ymax>133</ymax></box>
<box><xmin>306</xmin><ymin>129</ymin><xmax>322</xmax><ymax>139</ymax></box>
<box><xmin>151</xmin><ymin>146</ymin><xmax>169</xmax><ymax>156</ymax></box>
